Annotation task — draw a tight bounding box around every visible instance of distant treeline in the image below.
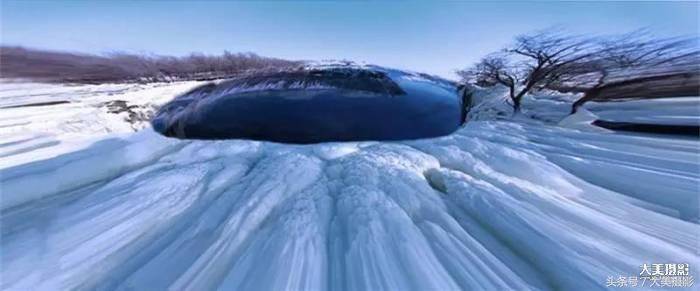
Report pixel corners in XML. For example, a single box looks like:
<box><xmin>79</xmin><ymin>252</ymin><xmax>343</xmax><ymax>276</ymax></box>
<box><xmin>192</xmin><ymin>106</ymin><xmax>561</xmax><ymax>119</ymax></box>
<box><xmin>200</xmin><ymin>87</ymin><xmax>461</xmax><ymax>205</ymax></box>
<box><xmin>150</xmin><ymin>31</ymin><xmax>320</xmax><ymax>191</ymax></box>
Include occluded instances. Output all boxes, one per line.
<box><xmin>0</xmin><ymin>46</ymin><xmax>303</xmax><ymax>84</ymax></box>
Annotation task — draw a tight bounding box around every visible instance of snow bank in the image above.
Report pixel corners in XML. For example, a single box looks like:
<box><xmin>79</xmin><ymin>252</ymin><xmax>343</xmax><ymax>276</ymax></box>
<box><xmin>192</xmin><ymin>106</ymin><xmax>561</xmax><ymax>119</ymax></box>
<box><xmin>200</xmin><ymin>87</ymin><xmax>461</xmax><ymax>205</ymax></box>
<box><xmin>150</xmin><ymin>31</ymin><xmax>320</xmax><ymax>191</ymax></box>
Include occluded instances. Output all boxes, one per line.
<box><xmin>558</xmin><ymin>108</ymin><xmax>612</xmax><ymax>132</ymax></box>
<box><xmin>466</xmin><ymin>85</ymin><xmax>581</xmax><ymax>124</ymax></box>
<box><xmin>0</xmin><ymin>81</ymin><xmax>206</xmax><ymax>167</ymax></box>
<box><xmin>466</xmin><ymin>85</ymin><xmax>699</xmax><ymax>131</ymax></box>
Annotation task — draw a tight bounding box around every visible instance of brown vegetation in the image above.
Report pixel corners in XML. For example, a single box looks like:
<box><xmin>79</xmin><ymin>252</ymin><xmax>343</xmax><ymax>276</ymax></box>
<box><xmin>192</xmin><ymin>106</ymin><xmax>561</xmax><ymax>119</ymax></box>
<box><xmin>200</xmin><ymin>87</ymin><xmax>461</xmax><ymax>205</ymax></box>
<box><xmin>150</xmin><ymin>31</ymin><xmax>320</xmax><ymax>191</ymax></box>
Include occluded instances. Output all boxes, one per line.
<box><xmin>0</xmin><ymin>46</ymin><xmax>302</xmax><ymax>84</ymax></box>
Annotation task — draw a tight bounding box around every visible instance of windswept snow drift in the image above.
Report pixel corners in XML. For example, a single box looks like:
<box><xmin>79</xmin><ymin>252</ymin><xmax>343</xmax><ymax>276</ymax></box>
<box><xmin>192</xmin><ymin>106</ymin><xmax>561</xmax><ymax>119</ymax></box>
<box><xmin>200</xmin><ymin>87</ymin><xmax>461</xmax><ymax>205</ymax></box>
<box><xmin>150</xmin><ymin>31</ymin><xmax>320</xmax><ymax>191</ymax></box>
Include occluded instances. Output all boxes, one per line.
<box><xmin>0</xmin><ymin>81</ymin><xmax>698</xmax><ymax>290</ymax></box>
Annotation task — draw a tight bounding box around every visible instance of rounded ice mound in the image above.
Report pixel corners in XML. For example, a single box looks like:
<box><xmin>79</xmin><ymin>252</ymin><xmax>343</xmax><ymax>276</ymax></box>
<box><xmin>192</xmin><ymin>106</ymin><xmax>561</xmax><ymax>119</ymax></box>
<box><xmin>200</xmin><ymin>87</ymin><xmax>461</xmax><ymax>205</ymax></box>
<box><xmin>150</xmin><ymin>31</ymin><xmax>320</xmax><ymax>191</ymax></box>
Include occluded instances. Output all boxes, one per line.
<box><xmin>152</xmin><ymin>63</ymin><xmax>466</xmax><ymax>143</ymax></box>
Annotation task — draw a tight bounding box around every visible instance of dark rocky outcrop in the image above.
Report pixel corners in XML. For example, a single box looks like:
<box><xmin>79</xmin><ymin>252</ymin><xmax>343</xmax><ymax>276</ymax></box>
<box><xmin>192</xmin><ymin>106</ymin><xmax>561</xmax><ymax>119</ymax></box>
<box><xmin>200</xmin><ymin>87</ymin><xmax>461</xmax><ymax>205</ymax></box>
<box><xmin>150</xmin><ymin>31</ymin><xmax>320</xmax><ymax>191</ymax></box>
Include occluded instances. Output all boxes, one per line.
<box><xmin>593</xmin><ymin>120</ymin><xmax>700</xmax><ymax>136</ymax></box>
<box><xmin>103</xmin><ymin>100</ymin><xmax>156</xmax><ymax>128</ymax></box>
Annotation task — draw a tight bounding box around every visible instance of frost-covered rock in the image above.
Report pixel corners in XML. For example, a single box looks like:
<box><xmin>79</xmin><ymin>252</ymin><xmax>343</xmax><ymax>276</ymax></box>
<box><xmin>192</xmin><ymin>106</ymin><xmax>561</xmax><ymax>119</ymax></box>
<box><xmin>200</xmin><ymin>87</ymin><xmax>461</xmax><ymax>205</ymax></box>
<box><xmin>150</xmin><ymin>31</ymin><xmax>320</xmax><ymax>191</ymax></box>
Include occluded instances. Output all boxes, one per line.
<box><xmin>102</xmin><ymin>100</ymin><xmax>158</xmax><ymax>130</ymax></box>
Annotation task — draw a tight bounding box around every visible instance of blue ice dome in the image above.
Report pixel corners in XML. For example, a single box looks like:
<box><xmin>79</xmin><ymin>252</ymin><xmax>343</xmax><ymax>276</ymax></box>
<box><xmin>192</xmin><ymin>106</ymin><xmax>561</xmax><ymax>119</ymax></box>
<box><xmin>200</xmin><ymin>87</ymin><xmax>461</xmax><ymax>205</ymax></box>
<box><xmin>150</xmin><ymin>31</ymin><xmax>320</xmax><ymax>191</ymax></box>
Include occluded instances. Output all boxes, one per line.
<box><xmin>151</xmin><ymin>64</ymin><xmax>466</xmax><ymax>143</ymax></box>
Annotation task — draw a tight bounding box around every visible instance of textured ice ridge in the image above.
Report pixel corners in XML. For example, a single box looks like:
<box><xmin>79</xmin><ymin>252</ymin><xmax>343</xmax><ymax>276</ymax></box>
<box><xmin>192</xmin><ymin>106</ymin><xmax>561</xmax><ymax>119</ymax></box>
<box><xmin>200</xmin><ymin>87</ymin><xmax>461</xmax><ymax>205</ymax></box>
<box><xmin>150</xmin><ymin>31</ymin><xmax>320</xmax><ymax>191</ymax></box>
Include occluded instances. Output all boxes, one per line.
<box><xmin>1</xmin><ymin>121</ymin><xmax>698</xmax><ymax>290</ymax></box>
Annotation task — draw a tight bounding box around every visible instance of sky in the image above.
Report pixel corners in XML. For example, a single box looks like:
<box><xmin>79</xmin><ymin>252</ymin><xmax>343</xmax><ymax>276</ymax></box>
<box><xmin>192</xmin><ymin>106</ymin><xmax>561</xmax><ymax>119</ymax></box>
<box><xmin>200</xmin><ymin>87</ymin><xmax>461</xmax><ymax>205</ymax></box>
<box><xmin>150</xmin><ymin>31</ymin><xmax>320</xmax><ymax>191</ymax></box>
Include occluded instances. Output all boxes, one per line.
<box><xmin>2</xmin><ymin>1</ymin><xmax>698</xmax><ymax>79</ymax></box>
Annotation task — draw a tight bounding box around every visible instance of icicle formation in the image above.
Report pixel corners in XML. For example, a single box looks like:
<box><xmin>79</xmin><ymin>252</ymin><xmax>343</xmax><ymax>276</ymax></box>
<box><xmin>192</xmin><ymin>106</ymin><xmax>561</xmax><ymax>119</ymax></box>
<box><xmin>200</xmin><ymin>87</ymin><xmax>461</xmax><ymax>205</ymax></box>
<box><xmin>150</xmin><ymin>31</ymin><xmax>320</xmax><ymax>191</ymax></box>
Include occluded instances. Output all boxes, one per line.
<box><xmin>152</xmin><ymin>63</ymin><xmax>466</xmax><ymax>143</ymax></box>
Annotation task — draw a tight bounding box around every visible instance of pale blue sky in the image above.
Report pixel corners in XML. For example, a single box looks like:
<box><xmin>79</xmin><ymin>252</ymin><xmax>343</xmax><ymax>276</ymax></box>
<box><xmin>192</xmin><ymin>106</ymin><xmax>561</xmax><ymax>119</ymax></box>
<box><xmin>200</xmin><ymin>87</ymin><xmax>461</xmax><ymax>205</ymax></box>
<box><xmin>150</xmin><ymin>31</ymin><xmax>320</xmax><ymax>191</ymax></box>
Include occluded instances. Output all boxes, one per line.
<box><xmin>2</xmin><ymin>1</ymin><xmax>698</xmax><ymax>79</ymax></box>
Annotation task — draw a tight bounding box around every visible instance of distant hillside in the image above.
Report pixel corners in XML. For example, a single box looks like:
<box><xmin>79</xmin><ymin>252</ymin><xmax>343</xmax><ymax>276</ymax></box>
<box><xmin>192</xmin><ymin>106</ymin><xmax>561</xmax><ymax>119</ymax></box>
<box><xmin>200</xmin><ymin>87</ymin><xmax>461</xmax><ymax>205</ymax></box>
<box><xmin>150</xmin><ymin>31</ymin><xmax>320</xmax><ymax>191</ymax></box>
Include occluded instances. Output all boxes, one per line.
<box><xmin>0</xmin><ymin>46</ymin><xmax>302</xmax><ymax>84</ymax></box>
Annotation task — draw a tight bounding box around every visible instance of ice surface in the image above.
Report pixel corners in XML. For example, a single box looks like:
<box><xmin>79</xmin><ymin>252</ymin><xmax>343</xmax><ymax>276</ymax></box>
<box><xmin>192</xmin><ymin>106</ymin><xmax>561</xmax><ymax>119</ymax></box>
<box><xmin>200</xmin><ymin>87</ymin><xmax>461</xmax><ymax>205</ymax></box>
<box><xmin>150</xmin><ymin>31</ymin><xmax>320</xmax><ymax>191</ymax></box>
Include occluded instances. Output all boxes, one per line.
<box><xmin>0</xmin><ymin>82</ymin><xmax>698</xmax><ymax>290</ymax></box>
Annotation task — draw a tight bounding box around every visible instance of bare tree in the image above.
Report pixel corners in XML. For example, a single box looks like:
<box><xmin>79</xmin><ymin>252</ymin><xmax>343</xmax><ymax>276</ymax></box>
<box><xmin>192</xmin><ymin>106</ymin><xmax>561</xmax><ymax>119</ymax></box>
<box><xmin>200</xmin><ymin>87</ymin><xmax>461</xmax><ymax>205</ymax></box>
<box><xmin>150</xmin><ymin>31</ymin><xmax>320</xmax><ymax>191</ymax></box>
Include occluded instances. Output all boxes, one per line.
<box><xmin>459</xmin><ymin>31</ymin><xmax>602</xmax><ymax>113</ymax></box>
<box><xmin>458</xmin><ymin>29</ymin><xmax>699</xmax><ymax>114</ymax></box>
<box><xmin>562</xmin><ymin>33</ymin><xmax>699</xmax><ymax>113</ymax></box>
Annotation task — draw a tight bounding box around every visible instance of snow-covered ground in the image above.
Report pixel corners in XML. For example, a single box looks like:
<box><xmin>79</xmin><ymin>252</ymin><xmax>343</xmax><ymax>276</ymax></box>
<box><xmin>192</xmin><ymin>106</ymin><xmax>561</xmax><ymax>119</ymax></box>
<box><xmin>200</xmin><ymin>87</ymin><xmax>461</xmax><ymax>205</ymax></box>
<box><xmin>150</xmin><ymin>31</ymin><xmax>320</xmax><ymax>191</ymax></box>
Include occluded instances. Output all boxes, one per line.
<box><xmin>0</xmin><ymin>82</ymin><xmax>698</xmax><ymax>290</ymax></box>
<box><xmin>466</xmin><ymin>85</ymin><xmax>700</xmax><ymax>127</ymax></box>
<box><xmin>0</xmin><ymin>80</ymin><xmax>207</xmax><ymax>167</ymax></box>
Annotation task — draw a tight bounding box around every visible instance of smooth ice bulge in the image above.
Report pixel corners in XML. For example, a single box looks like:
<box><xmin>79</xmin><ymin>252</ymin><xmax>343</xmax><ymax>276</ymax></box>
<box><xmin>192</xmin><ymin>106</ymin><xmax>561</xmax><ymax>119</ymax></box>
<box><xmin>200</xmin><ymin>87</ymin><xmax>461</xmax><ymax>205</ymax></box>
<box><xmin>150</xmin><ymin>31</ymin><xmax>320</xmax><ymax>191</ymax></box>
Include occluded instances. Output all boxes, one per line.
<box><xmin>151</xmin><ymin>64</ymin><xmax>467</xmax><ymax>143</ymax></box>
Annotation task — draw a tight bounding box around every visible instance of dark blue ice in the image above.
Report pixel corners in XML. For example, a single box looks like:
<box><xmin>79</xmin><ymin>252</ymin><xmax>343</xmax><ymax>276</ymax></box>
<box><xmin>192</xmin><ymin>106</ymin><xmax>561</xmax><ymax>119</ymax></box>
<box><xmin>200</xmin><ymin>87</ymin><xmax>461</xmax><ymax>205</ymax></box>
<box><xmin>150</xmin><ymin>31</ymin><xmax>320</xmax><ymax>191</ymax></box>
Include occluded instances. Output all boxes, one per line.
<box><xmin>152</xmin><ymin>65</ymin><xmax>466</xmax><ymax>143</ymax></box>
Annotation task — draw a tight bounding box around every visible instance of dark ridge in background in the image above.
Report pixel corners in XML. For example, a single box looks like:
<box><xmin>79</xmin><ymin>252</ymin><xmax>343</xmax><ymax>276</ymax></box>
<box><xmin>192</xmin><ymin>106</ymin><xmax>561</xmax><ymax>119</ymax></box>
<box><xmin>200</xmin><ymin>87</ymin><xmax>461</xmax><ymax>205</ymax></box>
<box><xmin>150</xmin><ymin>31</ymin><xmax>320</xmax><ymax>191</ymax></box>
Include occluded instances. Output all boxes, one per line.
<box><xmin>593</xmin><ymin>120</ymin><xmax>700</xmax><ymax>136</ymax></box>
<box><xmin>0</xmin><ymin>46</ymin><xmax>302</xmax><ymax>84</ymax></box>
